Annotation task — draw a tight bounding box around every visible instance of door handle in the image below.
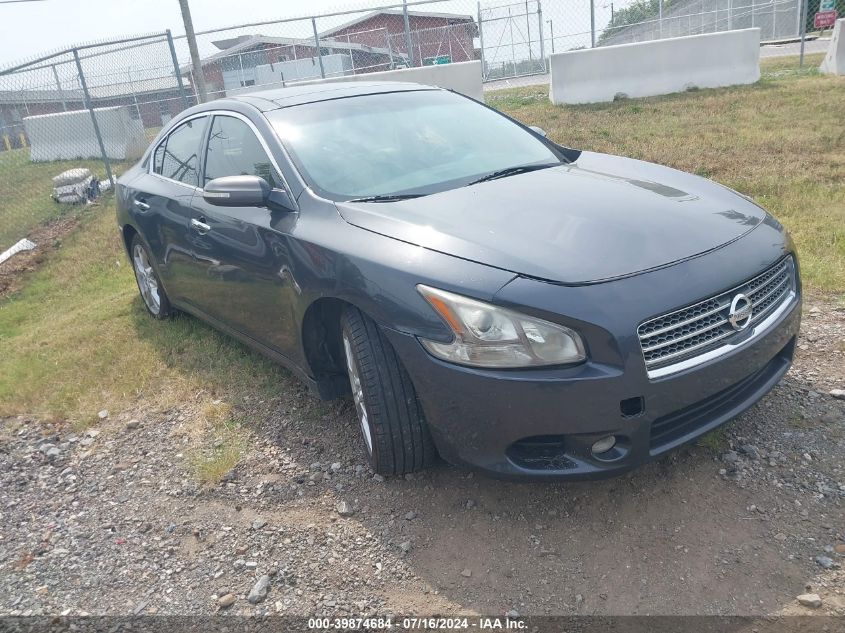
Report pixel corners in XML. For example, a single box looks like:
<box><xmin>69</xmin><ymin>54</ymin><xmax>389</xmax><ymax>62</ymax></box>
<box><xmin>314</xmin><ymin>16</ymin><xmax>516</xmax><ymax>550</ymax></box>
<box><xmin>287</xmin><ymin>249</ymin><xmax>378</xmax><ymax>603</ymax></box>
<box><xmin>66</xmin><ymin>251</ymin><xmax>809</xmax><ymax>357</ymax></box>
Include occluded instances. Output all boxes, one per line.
<box><xmin>133</xmin><ymin>199</ymin><xmax>150</xmax><ymax>211</ymax></box>
<box><xmin>191</xmin><ymin>218</ymin><xmax>211</xmax><ymax>234</ymax></box>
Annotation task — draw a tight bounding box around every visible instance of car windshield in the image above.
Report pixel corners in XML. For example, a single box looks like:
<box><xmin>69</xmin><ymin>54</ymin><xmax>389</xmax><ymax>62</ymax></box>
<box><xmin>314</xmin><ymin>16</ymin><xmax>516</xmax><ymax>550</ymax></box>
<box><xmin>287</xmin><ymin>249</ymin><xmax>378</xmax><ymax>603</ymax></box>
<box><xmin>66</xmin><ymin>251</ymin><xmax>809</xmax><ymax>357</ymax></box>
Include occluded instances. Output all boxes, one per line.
<box><xmin>267</xmin><ymin>90</ymin><xmax>564</xmax><ymax>201</ymax></box>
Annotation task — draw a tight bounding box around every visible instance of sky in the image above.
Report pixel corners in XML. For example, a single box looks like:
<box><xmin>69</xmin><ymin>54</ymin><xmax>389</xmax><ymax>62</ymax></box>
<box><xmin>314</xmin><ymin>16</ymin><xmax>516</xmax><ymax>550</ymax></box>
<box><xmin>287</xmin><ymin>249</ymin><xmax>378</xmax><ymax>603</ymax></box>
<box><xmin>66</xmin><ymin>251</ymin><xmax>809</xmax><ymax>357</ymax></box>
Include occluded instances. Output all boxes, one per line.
<box><xmin>0</xmin><ymin>0</ymin><xmax>614</xmax><ymax>68</ymax></box>
<box><xmin>0</xmin><ymin>0</ymin><xmax>389</xmax><ymax>63</ymax></box>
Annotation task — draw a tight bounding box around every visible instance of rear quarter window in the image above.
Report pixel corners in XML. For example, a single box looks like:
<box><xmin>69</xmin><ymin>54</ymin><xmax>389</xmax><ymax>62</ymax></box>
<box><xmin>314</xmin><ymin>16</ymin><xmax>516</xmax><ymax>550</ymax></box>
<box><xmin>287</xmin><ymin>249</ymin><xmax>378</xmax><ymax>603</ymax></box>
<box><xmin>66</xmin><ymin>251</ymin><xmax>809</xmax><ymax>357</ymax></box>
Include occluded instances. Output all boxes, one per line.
<box><xmin>153</xmin><ymin>117</ymin><xmax>207</xmax><ymax>186</ymax></box>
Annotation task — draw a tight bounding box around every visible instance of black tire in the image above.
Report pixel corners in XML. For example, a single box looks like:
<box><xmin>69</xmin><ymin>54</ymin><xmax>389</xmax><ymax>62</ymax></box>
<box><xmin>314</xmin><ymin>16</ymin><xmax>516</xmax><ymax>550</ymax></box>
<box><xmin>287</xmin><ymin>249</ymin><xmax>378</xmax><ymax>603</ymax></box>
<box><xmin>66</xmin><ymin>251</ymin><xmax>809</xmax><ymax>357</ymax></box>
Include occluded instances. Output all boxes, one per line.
<box><xmin>341</xmin><ymin>306</ymin><xmax>437</xmax><ymax>475</ymax></box>
<box><xmin>130</xmin><ymin>235</ymin><xmax>172</xmax><ymax>319</ymax></box>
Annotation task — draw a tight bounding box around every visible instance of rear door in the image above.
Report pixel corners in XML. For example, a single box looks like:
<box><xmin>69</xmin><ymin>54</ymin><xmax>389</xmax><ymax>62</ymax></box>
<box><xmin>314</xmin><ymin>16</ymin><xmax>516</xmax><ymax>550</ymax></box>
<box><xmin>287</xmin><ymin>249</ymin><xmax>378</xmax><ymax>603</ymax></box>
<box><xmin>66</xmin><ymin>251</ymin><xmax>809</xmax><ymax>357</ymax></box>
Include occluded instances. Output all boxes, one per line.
<box><xmin>127</xmin><ymin>115</ymin><xmax>208</xmax><ymax>303</ymax></box>
<box><xmin>186</xmin><ymin>113</ymin><xmax>297</xmax><ymax>351</ymax></box>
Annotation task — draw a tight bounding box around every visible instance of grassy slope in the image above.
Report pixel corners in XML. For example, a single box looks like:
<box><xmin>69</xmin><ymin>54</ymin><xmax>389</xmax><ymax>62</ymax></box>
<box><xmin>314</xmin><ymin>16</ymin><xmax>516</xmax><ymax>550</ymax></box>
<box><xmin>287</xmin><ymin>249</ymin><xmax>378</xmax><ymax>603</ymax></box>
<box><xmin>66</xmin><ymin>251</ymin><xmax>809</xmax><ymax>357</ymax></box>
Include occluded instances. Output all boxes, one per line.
<box><xmin>0</xmin><ymin>127</ymin><xmax>161</xmax><ymax>252</ymax></box>
<box><xmin>0</xmin><ymin>149</ymin><xmax>117</xmax><ymax>251</ymax></box>
<box><xmin>0</xmin><ymin>54</ymin><xmax>842</xmax><ymax>431</ymax></box>
<box><xmin>0</xmin><ymin>207</ymin><xmax>292</xmax><ymax>423</ymax></box>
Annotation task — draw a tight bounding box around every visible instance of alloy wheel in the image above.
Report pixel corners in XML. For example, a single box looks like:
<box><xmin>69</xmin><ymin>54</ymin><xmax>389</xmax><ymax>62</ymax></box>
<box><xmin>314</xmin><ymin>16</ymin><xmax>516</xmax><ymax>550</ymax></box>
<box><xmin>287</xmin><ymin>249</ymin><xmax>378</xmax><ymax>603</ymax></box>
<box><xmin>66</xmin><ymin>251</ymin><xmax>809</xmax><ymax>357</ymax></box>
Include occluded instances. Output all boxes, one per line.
<box><xmin>132</xmin><ymin>243</ymin><xmax>161</xmax><ymax>315</ymax></box>
<box><xmin>343</xmin><ymin>330</ymin><xmax>373</xmax><ymax>454</ymax></box>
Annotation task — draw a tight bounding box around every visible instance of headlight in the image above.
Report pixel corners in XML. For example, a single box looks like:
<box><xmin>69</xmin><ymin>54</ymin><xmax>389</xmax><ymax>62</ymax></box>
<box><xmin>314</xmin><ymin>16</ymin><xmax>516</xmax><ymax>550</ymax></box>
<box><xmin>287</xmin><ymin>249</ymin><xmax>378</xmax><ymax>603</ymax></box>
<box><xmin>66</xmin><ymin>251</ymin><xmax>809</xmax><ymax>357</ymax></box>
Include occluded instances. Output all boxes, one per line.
<box><xmin>416</xmin><ymin>285</ymin><xmax>586</xmax><ymax>368</ymax></box>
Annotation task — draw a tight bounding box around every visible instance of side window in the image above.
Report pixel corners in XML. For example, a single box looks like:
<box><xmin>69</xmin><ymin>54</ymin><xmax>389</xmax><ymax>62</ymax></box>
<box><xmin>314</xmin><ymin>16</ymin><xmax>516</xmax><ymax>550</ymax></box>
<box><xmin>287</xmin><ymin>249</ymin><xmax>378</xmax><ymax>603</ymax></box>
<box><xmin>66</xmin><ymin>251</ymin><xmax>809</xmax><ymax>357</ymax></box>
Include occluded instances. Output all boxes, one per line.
<box><xmin>152</xmin><ymin>142</ymin><xmax>165</xmax><ymax>174</ymax></box>
<box><xmin>157</xmin><ymin>117</ymin><xmax>206</xmax><ymax>186</ymax></box>
<box><xmin>204</xmin><ymin>116</ymin><xmax>279</xmax><ymax>188</ymax></box>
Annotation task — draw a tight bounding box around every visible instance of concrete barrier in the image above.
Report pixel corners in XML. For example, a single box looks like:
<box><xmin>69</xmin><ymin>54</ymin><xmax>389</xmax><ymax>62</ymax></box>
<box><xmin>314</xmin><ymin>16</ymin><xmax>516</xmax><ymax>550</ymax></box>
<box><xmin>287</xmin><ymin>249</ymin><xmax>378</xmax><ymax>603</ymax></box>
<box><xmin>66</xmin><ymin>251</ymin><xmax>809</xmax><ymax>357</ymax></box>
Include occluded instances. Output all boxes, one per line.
<box><xmin>23</xmin><ymin>106</ymin><xmax>146</xmax><ymax>162</ymax></box>
<box><xmin>820</xmin><ymin>18</ymin><xmax>844</xmax><ymax>75</ymax></box>
<box><xmin>291</xmin><ymin>60</ymin><xmax>484</xmax><ymax>102</ymax></box>
<box><xmin>549</xmin><ymin>29</ymin><xmax>761</xmax><ymax>105</ymax></box>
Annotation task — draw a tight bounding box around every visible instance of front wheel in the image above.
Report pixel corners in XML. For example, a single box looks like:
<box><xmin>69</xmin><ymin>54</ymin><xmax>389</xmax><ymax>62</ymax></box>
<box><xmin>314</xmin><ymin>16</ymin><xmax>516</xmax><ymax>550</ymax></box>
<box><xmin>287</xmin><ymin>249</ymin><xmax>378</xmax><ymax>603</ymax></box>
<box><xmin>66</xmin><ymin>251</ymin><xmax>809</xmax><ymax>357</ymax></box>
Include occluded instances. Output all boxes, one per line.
<box><xmin>130</xmin><ymin>236</ymin><xmax>172</xmax><ymax>319</ymax></box>
<box><xmin>341</xmin><ymin>306</ymin><xmax>437</xmax><ymax>475</ymax></box>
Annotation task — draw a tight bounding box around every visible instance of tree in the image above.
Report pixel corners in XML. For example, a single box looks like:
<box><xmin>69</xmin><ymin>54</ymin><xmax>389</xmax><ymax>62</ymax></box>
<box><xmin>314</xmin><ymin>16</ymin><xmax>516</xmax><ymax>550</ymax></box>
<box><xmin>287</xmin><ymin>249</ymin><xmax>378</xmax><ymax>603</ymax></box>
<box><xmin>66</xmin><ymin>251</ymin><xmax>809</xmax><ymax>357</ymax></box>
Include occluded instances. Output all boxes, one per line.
<box><xmin>599</xmin><ymin>0</ymin><xmax>675</xmax><ymax>42</ymax></box>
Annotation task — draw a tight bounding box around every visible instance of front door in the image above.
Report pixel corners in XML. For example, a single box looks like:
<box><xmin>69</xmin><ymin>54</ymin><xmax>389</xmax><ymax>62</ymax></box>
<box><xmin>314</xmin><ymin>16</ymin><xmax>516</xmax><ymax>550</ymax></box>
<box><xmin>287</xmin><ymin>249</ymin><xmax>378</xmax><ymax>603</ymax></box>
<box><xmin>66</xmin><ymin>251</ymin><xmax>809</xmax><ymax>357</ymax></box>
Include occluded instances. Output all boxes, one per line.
<box><xmin>186</xmin><ymin>114</ymin><xmax>298</xmax><ymax>354</ymax></box>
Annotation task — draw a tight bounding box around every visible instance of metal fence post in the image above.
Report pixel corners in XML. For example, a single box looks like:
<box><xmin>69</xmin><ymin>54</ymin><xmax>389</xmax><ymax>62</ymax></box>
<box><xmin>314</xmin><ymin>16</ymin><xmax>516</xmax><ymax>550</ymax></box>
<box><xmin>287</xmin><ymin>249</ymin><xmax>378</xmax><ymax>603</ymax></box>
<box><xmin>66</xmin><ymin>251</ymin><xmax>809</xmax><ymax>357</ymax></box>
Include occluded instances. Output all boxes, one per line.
<box><xmin>773</xmin><ymin>0</ymin><xmax>777</xmax><ymax>40</ymax></box>
<box><xmin>659</xmin><ymin>0</ymin><xmax>664</xmax><ymax>37</ymax></box>
<box><xmin>525</xmin><ymin>0</ymin><xmax>533</xmax><ymax>66</ymax></box>
<box><xmin>72</xmin><ymin>47</ymin><xmax>113</xmax><ymax>186</ymax></box>
<box><xmin>311</xmin><ymin>17</ymin><xmax>326</xmax><ymax>78</ymax></box>
<box><xmin>402</xmin><ymin>0</ymin><xmax>414</xmax><ymax>67</ymax></box>
<box><xmin>50</xmin><ymin>64</ymin><xmax>68</xmax><ymax>111</ymax></box>
<box><xmin>385</xmin><ymin>28</ymin><xmax>395</xmax><ymax>69</ymax></box>
<box><xmin>127</xmin><ymin>69</ymin><xmax>143</xmax><ymax>122</ymax></box>
<box><xmin>537</xmin><ymin>0</ymin><xmax>546</xmax><ymax>70</ymax></box>
<box><xmin>477</xmin><ymin>2</ymin><xmax>487</xmax><ymax>80</ymax></box>
<box><xmin>799</xmin><ymin>0</ymin><xmax>808</xmax><ymax>65</ymax></box>
<box><xmin>590</xmin><ymin>0</ymin><xmax>596</xmax><ymax>47</ymax></box>
<box><xmin>166</xmin><ymin>29</ymin><xmax>190</xmax><ymax>110</ymax></box>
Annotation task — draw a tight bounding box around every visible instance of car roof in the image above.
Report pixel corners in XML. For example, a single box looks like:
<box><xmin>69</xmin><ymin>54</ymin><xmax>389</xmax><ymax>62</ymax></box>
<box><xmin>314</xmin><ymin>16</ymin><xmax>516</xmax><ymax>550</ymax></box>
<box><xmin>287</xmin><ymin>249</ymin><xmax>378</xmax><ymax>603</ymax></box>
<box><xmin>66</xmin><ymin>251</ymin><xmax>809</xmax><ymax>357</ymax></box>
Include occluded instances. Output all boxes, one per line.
<box><xmin>228</xmin><ymin>81</ymin><xmax>440</xmax><ymax>111</ymax></box>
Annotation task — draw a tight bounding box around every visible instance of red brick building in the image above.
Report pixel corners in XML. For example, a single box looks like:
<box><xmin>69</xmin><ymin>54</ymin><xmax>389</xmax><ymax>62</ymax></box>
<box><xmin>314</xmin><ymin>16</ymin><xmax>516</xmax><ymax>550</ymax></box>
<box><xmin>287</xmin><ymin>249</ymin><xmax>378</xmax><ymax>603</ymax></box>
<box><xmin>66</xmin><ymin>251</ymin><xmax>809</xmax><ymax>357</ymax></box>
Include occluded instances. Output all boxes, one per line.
<box><xmin>188</xmin><ymin>35</ymin><xmax>404</xmax><ymax>96</ymax></box>
<box><xmin>185</xmin><ymin>10</ymin><xmax>479</xmax><ymax>96</ymax></box>
<box><xmin>320</xmin><ymin>9</ymin><xmax>478</xmax><ymax>67</ymax></box>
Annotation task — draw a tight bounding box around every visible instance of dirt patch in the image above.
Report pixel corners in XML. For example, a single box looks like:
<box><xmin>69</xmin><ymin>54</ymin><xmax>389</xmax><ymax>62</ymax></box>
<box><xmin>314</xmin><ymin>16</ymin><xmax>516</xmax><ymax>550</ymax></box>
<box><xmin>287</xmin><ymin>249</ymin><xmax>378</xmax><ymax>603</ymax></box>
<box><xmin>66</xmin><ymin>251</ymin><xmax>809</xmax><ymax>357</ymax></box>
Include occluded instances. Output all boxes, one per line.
<box><xmin>0</xmin><ymin>213</ymin><xmax>83</xmax><ymax>298</ymax></box>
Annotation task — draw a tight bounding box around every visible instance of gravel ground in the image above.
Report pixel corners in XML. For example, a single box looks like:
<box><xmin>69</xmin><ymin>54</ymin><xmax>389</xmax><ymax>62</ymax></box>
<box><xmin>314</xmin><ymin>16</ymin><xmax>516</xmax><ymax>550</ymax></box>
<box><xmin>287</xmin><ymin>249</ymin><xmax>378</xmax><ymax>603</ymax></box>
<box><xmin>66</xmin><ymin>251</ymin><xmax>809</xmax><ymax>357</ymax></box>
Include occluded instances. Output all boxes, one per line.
<box><xmin>1</xmin><ymin>296</ymin><xmax>843</xmax><ymax>617</ymax></box>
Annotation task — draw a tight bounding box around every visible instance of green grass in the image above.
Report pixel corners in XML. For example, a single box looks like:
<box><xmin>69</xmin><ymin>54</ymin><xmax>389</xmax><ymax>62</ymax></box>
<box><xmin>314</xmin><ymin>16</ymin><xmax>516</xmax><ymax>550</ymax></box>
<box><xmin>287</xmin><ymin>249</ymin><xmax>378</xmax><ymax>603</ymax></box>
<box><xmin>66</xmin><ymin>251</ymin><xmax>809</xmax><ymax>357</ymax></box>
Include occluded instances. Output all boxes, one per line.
<box><xmin>0</xmin><ymin>148</ymin><xmax>120</xmax><ymax>251</ymax></box>
<box><xmin>0</xmin><ymin>208</ymin><xmax>294</xmax><ymax>424</ymax></box>
<box><xmin>698</xmin><ymin>429</ymin><xmax>728</xmax><ymax>453</ymax></box>
<box><xmin>0</xmin><ymin>125</ymin><xmax>162</xmax><ymax>252</ymax></box>
<box><xmin>188</xmin><ymin>401</ymin><xmax>248</xmax><ymax>483</ymax></box>
<box><xmin>0</xmin><ymin>53</ymin><xmax>843</xmax><ymax>434</ymax></box>
<box><xmin>488</xmin><ymin>53</ymin><xmax>845</xmax><ymax>293</ymax></box>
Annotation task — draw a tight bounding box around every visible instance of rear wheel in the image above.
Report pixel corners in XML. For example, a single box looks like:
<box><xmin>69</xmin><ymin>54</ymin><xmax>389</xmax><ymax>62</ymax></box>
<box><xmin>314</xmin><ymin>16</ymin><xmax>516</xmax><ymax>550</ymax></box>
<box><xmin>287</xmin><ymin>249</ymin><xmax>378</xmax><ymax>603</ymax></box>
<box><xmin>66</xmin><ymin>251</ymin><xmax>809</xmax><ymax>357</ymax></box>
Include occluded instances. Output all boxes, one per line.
<box><xmin>131</xmin><ymin>236</ymin><xmax>172</xmax><ymax>319</ymax></box>
<box><xmin>341</xmin><ymin>306</ymin><xmax>436</xmax><ymax>475</ymax></box>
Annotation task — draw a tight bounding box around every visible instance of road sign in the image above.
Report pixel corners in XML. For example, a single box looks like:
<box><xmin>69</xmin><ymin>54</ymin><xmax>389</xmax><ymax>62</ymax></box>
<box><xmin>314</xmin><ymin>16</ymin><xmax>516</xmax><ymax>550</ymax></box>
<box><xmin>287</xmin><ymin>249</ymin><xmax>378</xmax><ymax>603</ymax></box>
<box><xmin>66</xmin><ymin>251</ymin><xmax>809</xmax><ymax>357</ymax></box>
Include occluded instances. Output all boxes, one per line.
<box><xmin>423</xmin><ymin>55</ymin><xmax>452</xmax><ymax>66</ymax></box>
<box><xmin>814</xmin><ymin>9</ymin><xmax>838</xmax><ymax>28</ymax></box>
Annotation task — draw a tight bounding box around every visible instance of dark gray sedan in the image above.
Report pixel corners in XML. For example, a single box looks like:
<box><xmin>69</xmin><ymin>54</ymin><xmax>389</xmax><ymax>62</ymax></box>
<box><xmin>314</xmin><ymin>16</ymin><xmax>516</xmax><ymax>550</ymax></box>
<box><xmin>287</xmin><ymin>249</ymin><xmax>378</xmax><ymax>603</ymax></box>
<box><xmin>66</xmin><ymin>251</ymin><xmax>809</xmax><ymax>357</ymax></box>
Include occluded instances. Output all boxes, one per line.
<box><xmin>115</xmin><ymin>81</ymin><xmax>801</xmax><ymax>480</ymax></box>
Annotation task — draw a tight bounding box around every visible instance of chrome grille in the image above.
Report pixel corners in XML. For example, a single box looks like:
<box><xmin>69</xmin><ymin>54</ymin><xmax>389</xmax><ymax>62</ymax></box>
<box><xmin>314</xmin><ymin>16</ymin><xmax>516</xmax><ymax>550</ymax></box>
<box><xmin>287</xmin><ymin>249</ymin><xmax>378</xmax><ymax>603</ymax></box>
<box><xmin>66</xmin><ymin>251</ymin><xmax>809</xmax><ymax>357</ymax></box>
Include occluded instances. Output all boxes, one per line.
<box><xmin>638</xmin><ymin>256</ymin><xmax>796</xmax><ymax>375</ymax></box>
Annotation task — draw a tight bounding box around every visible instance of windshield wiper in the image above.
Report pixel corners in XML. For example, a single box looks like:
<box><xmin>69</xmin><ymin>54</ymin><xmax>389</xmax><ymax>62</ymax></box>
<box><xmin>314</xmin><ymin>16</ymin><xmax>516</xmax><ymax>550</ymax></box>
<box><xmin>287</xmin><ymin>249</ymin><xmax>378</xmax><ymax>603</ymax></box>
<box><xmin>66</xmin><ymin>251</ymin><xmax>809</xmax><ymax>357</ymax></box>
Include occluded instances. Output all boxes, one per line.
<box><xmin>466</xmin><ymin>162</ymin><xmax>561</xmax><ymax>186</ymax></box>
<box><xmin>346</xmin><ymin>193</ymin><xmax>426</xmax><ymax>203</ymax></box>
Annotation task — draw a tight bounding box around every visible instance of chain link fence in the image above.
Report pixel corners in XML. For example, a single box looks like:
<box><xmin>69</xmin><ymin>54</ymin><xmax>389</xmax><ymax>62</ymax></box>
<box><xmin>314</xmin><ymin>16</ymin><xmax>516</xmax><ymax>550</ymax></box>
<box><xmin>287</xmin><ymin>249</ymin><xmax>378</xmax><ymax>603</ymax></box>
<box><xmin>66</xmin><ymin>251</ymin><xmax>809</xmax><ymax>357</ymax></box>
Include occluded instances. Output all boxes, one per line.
<box><xmin>0</xmin><ymin>32</ymin><xmax>191</xmax><ymax>254</ymax></box>
<box><xmin>0</xmin><ymin>0</ymin><xmax>812</xmax><ymax>256</ymax></box>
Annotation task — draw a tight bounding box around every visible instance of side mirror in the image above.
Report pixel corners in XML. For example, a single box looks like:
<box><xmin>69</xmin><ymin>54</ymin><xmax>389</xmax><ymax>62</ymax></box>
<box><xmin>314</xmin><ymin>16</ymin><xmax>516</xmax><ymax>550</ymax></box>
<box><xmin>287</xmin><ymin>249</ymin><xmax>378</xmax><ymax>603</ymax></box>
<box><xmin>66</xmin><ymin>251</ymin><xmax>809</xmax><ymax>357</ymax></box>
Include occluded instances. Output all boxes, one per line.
<box><xmin>529</xmin><ymin>125</ymin><xmax>547</xmax><ymax>138</ymax></box>
<box><xmin>203</xmin><ymin>175</ymin><xmax>270</xmax><ymax>207</ymax></box>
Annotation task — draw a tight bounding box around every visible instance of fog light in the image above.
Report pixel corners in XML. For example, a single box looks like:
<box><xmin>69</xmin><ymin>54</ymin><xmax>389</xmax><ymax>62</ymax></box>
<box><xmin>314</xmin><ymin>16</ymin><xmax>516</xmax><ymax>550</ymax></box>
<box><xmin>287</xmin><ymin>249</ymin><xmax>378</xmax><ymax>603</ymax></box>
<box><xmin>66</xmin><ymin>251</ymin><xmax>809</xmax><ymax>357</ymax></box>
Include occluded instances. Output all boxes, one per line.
<box><xmin>591</xmin><ymin>435</ymin><xmax>616</xmax><ymax>456</ymax></box>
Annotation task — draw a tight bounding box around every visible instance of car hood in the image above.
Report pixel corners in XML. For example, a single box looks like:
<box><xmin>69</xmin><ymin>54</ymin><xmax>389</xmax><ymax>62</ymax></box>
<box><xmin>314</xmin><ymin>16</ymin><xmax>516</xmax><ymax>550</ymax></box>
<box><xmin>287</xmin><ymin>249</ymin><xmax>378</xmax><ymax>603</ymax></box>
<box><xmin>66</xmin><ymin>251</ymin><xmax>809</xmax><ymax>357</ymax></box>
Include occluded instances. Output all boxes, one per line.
<box><xmin>334</xmin><ymin>151</ymin><xmax>767</xmax><ymax>284</ymax></box>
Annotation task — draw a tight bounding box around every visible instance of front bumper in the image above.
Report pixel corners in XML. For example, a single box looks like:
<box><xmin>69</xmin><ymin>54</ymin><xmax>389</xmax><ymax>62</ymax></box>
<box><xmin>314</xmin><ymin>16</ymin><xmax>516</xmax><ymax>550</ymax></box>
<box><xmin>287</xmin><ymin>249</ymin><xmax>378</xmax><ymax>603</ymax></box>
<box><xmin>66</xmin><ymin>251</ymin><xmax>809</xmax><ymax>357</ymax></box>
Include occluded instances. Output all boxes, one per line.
<box><xmin>384</xmin><ymin>286</ymin><xmax>800</xmax><ymax>481</ymax></box>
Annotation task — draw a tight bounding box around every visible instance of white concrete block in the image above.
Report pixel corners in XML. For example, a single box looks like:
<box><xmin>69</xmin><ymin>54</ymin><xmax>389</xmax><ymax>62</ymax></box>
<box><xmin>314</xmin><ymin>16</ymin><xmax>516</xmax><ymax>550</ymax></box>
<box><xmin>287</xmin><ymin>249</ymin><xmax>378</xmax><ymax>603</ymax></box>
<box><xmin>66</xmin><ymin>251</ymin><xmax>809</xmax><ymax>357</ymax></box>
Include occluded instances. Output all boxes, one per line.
<box><xmin>23</xmin><ymin>106</ymin><xmax>146</xmax><ymax>162</ymax></box>
<box><xmin>290</xmin><ymin>60</ymin><xmax>484</xmax><ymax>102</ymax></box>
<box><xmin>0</xmin><ymin>239</ymin><xmax>36</xmax><ymax>265</ymax></box>
<box><xmin>549</xmin><ymin>29</ymin><xmax>761</xmax><ymax>105</ymax></box>
<box><xmin>820</xmin><ymin>18</ymin><xmax>845</xmax><ymax>75</ymax></box>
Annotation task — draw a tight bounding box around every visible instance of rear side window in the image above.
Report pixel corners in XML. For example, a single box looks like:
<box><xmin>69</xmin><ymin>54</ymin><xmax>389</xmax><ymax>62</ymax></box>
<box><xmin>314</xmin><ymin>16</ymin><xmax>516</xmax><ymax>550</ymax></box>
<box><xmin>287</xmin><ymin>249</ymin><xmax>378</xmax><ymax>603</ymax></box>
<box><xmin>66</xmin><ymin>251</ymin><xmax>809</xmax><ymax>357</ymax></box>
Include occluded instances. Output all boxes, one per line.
<box><xmin>204</xmin><ymin>115</ymin><xmax>278</xmax><ymax>188</ymax></box>
<box><xmin>154</xmin><ymin>117</ymin><xmax>206</xmax><ymax>186</ymax></box>
<box><xmin>152</xmin><ymin>143</ymin><xmax>165</xmax><ymax>174</ymax></box>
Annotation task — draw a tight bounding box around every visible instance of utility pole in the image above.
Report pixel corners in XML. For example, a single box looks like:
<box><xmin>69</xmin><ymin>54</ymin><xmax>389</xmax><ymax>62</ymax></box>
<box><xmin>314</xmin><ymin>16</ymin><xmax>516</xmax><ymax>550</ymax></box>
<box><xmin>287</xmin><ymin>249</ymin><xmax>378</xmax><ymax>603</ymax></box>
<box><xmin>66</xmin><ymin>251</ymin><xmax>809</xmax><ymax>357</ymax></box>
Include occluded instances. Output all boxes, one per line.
<box><xmin>178</xmin><ymin>0</ymin><xmax>208</xmax><ymax>103</ymax></box>
<box><xmin>547</xmin><ymin>19</ymin><xmax>555</xmax><ymax>54</ymax></box>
